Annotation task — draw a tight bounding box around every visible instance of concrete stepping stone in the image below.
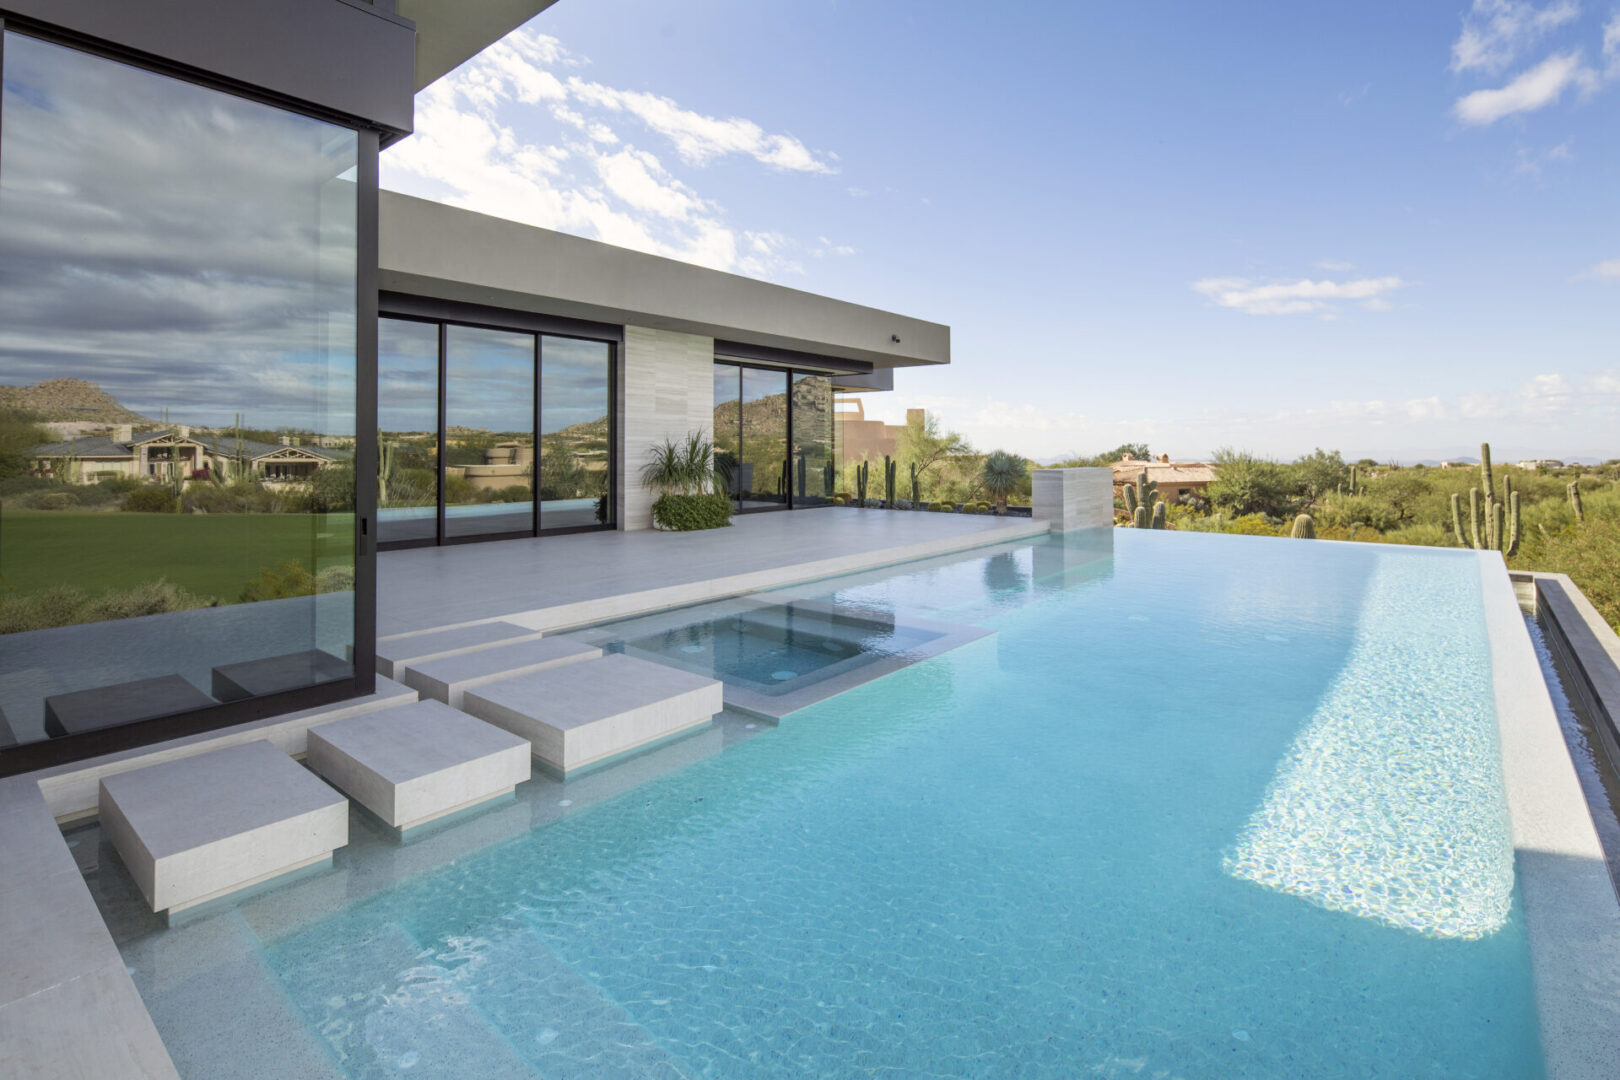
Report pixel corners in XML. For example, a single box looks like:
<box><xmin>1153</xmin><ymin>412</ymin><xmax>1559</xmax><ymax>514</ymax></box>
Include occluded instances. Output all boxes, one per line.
<box><xmin>99</xmin><ymin>741</ymin><xmax>347</xmax><ymax>918</ymax></box>
<box><xmin>45</xmin><ymin>674</ymin><xmax>216</xmax><ymax>738</ymax></box>
<box><xmin>211</xmin><ymin>649</ymin><xmax>353</xmax><ymax>702</ymax></box>
<box><xmin>307</xmin><ymin>700</ymin><xmax>530</xmax><ymax>832</ymax></box>
<box><xmin>404</xmin><ymin>638</ymin><xmax>602</xmax><ymax>709</ymax></box>
<box><xmin>375</xmin><ymin>621</ymin><xmax>544</xmax><ymax>680</ymax></box>
<box><xmin>461</xmin><ymin>653</ymin><xmax>723</xmax><ymax>776</ymax></box>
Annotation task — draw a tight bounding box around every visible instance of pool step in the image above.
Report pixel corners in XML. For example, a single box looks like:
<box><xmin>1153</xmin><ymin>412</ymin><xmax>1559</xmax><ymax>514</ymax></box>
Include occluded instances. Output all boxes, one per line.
<box><xmin>307</xmin><ymin>700</ymin><xmax>531</xmax><ymax>832</ymax></box>
<box><xmin>374</xmin><ymin>621</ymin><xmax>544</xmax><ymax>680</ymax></box>
<box><xmin>461</xmin><ymin>653</ymin><xmax>723</xmax><ymax>776</ymax></box>
<box><xmin>404</xmin><ymin>638</ymin><xmax>602</xmax><ymax>709</ymax></box>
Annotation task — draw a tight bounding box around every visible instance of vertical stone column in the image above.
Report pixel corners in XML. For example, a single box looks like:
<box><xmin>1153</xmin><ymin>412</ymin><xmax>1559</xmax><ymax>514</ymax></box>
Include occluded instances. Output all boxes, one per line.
<box><xmin>1031</xmin><ymin>467</ymin><xmax>1114</xmax><ymax>531</ymax></box>
<box><xmin>617</xmin><ymin>326</ymin><xmax>716</xmax><ymax>530</ymax></box>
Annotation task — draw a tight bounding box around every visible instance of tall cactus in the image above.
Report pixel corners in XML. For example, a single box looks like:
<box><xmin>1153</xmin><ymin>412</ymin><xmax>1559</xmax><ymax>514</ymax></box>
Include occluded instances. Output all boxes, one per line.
<box><xmin>856</xmin><ymin>460</ymin><xmax>869</xmax><ymax>504</ymax></box>
<box><xmin>1121</xmin><ymin>470</ymin><xmax>1165</xmax><ymax>528</ymax></box>
<box><xmin>1291</xmin><ymin>513</ymin><xmax>1316</xmax><ymax>539</ymax></box>
<box><xmin>1568</xmin><ymin>481</ymin><xmax>1585</xmax><ymax>524</ymax></box>
<box><xmin>797</xmin><ymin>454</ymin><xmax>808</xmax><ymax>497</ymax></box>
<box><xmin>823</xmin><ymin>460</ymin><xmax>834</xmax><ymax>497</ymax></box>
<box><xmin>1349</xmin><ymin>465</ymin><xmax>1359</xmax><ymax>496</ymax></box>
<box><xmin>1449</xmin><ymin>442</ymin><xmax>1519</xmax><ymax>556</ymax></box>
<box><xmin>910</xmin><ymin>462</ymin><xmax>920</xmax><ymax>505</ymax></box>
<box><xmin>883</xmin><ymin>454</ymin><xmax>897</xmax><ymax>507</ymax></box>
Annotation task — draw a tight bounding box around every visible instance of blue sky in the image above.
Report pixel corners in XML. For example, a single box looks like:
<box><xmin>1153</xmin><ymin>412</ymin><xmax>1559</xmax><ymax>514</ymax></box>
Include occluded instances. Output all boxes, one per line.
<box><xmin>381</xmin><ymin>0</ymin><xmax>1620</xmax><ymax>463</ymax></box>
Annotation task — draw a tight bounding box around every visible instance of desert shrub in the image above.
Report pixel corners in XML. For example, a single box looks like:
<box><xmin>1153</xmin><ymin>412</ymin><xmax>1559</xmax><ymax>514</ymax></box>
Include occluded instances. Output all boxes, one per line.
<box><xmin>1382</xmin><ymin>523</ymin><xmax>1450</xmax><ymax>547</ymax></box>
<box><xmin>24</xmin><ymin>491</ymin><xmax>77</xmax><ymax>510</ymax></box>
<box><xmin>1224</xmin><ymin>513</ymin><xmax>1285</xmax><ymax>536</ymax></box>
<box><xmin>1319</xmin><ymin>494</ymin><xmax>1399</xmax><ymax>532</ymax></box>
<box><xmin>309</xmin><ymin>463</ymin><xmax>355</xmax><ymax>513</ymax></box>
<box><xmin>95</xmin><ymin>475</ymin><xmax>143</xmax><ymax>496</ymax></box>
<box><xmin>122</xmin><ymin>487</ymin><xmax>179</xmax><ymax>513</ymax></box>
<box><xmin>0</xmin><ymin>580</ymin><xmax>213</xmax><ymax>634</ymax></box>
<box><xmin>240</xmin><ymin>561</ymin><xmax>318</xmax><ymax>602</ymax></box>
<box><xmin>492</xmin><ymin>484</ymin><xmax>533</xmax><ymax>503</ymax></box>
<box><xmin>0</xmin><ymin>475</ymin><xmax>60</xmax><ymax>498</ymax></box>
<box><xmin>315</xmin><ymin>565</ymin><xmax>355</xmax><ymax>593</ymax></box>
<box><xmin>652</xmin><ymin>493</ymin><xmax>732</xmax><ymax>531</ymax></box>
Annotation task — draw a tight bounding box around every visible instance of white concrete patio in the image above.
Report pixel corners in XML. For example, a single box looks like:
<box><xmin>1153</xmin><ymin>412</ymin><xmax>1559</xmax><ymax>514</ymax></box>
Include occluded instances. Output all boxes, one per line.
<box><xmin>378</xmin><ymin>507</ymin><xmax>1048</xmax><ymax>638</ymax></box>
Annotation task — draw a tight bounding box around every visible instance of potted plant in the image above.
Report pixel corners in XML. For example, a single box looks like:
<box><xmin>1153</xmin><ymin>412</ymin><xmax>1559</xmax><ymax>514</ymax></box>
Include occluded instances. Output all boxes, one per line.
<box><xmin>641</xmin><ymin>431</ymin><xmax>733</xmax><ymax>530</ymax></box>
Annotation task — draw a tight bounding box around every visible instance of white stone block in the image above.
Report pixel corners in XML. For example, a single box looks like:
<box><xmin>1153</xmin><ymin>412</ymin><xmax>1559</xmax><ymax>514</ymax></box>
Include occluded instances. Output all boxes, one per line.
<box><xmin>461</xmin><ymin>653</ymin><xmax>723</xmax><ymax>774</ymax></box>
<box><xmin>98</xmin><ymin>741</ymin><xmax>347</xmax><ymax>915</ymax></box>
<box><xmin>404</xmin><ymin>638</ymin><xmax>601</xmax><ymax>708</ymax></box>
<box><xmin>306</xmin><ymin>701</ymin><xmax>531</xmax><ymax>830</ymax></box>
<box><xmin>375</xmin><ymin>620</ymin><xmax>544</xmax><ymax>679</ymax></box>
<box><xmin>1032</xmin><ymin>467</ymin><xmax>1114</xmax><ymax>531</ymax></box>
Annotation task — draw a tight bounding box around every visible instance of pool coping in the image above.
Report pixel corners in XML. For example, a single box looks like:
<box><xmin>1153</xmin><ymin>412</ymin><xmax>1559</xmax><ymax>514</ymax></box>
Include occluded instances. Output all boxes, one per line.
<box><xmin>1480</xmin><ymin>555</ymin><xmax>1620</xmax><ymax>1079</ymax></box>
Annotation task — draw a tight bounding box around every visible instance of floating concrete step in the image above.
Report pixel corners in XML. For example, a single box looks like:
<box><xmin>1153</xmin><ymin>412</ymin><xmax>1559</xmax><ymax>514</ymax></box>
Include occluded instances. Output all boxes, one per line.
<box><xmin>404</xmin><ymin>638</ymin><xmax>602</xmax><ymax>709</ymax></box>
<box><xmin>374</xmin><ymin>621</ymin><xmax>544</xmax><ymax>680</ymax></box>
<box><xmin>99</xmin><ymin>741</ymin><xmax>347</xmax><ymax>918</ymax></box>
<box><xmin>211</xmin><ymin>649</ymin><xmax>352</xmax><ymax>702</ymax></box>
<box><xmin>45</xmin><ymin>674</ymin><xmax>216</xmax><ymax>738</ymax></box>
<box><xmin>461</xmin><ymin>654</ymin><xmax>723</xmax><ymax>776</ymax></box>
<box><xmin>307</xmin><ymin>700</ymin><xmax>530</xmax><ymax>833</ymax></box>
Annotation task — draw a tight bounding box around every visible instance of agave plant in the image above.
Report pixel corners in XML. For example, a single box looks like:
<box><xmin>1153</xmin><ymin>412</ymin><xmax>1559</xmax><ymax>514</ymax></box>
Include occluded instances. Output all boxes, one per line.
<box><xmin>980</xmin><ymin>450</ymin><xmax>1028</xmax><ymax>515</ymax></box>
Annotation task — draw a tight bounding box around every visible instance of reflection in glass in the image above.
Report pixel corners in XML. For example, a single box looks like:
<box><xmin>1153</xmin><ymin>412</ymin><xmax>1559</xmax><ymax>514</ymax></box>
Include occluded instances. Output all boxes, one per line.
<box><xmin>791</xmin><ymin>374</ymin><xmax>834</xmax><ymax>507</ymax></box>
<box><xmin>740</xmin><ymin>368</ymin><xmax>789</xmax><ymax>508</ymax></box>
<box><xmin>444</xmin><ymin>325</ymin><xmax>534</xmax><ymax>539</ymax></box>
<box><xmin>540</xmin><ymin>337</ymin><xmax>612</xmax><ymax>530</ymax></box>
<box><xmin>713</xmin><ymin>364</ymin><xmax>742</xmax><ymax>503</ymax></box>
<box><xmin>0</xmin><ymin>32</ymin><xmax>358</xmax><ymax>750</ymax></box>
<box><xmin>378</xmin><ymin>319</ymin><xmax>440</xmax><ymax>543</ymax></box>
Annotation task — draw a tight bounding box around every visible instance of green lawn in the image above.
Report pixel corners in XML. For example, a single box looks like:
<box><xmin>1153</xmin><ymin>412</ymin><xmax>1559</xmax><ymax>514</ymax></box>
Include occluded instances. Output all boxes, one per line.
<box><xmin>0</xmin><ymin>510</ymin><xmax>354</xmax><ymax>602</ymax></box>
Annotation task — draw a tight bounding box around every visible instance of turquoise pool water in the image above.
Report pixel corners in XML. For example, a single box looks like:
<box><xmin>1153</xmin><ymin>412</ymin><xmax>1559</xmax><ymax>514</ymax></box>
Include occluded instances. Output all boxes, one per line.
<box><xmin>116</xmin><ymin>529</ymin><xmax>1545</xmax><ymax>1078</ymax></box>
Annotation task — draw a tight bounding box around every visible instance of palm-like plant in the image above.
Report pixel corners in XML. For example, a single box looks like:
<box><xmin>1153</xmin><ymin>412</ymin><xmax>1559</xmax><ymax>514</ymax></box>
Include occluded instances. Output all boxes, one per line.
<box><xmin>641</xmin><ymin>430</ymin><xmax>722</xmax><ymax>496</ymax></box>
<box><xmin>980</xmin><ymin>450</ymin><xmax>1027</xmax><ymax>515</ymax></box>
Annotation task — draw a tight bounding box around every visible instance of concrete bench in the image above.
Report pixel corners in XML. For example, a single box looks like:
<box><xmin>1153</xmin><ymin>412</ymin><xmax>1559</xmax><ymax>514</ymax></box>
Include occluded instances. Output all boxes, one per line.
<box><xmin>374</xmin><ymin>621</ymin><xmax>544</xmax><ymax>680</ymax></box>
<box><xmin>98</xmin><ymin>741</ymin><xmax>347</xmax><ymax>917</ymax></box>
<box><xmin>461</xmin><ymin>653</ymin><xmax>723</xmax><ymax>775</ymax></box>
<box><xmin>307</xmin><ymin>700</ymin><xmax>530</xmax><ymax>832</ymax></box>
<box><xmin>404</xmin><ymin>638</ymin><xmax>602</xmax><ymax>708</ymax></box>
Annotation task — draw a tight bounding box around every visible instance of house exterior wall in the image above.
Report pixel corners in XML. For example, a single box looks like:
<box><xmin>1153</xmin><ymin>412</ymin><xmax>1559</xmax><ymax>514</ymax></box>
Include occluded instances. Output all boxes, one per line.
<box><xmin>617</xmin><ymin>326</ymin><xmax>716</xmax><ymax>531</ymax></box>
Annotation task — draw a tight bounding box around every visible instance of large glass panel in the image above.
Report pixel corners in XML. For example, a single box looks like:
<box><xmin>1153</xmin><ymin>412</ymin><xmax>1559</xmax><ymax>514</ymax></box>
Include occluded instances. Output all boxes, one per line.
<box><xmin>713</xmin><ymin>364</ymin><xmax>742</xmax><ymax>504</ymax></box>
<box><xmin>791</xmin><ymin>374</ymin><xmax>834</xmax><ymax>507</ymax></box>
<box><xmin>444</xmin><ymin>325</ymin><xmax>534</xmax><ymax>539</ymax></box>
<box><xmin>0</xmin><ymin>33</ymin><xmax>359</xmax><ymax>753</ymax></box>
<box><xmin>740</xmin><ymin>368</ymin><xmax>789</xmax><ymax>509</ymax></box>
<box><xmin>539</xmin><ymin>337</ymin><xmax>612</xmax><ymax>530</ymax></box>
<box><xmin>378</xmin><ymin>319</ymin><xmax>440</xmax><ymax>544</ymax></box>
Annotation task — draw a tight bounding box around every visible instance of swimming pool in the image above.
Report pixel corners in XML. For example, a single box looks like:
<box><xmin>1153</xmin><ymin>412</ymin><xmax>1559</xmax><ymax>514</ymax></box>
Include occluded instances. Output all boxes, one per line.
<box><xmin>89</xmin><ymin>529</ymin><xmax>1562</xmax><ymax>1078</ymax></box>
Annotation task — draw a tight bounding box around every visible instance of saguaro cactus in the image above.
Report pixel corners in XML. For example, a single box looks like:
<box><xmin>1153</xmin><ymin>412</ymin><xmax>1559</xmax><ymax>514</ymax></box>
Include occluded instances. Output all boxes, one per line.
<box><xmin>1291</xmin><ymin>513</ymin><xmax>1316</xmax><ymax>539</ymax></box>
<box><xmin>883</xmin><ymin>454</ymin><xmax>897</xmax><ymax>507</ymax></box>
<box><xmin>1349</xmin><ymin>466</ymin><xmax>1359</xmax><ymax>496</ymax></box>
<box><xmin>856</xmin><ymin>460</ymin><xmax>869</xmax><ymax>504</ymax></box>
<box><xmin>823</xmin><ymin>460</ymin><xmax>835</xmax><ymax>497</ymax></box>
<box><xmin>1569</xmin><ymin>481</ymin><xmax>1585</xmax><ymax>524</ymax></box>
<box><xmin>910</xmin><ymin>462</ymin><xmax>920</xmax><ymax>505</ymax></box>
<box><xmin>1121</xmin><ymin>470</ymin><xmax>1165</xmax><ymax>528</ymax></box>
<box><xmin>1449</xmin><ymin>442</ymin><xmax>1519</xmax><ymax>556</ymax></box>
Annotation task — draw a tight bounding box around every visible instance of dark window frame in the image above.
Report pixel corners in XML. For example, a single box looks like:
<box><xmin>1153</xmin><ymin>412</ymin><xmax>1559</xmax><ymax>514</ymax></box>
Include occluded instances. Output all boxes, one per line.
<box><xmin>712</xmin><ymin>358</ymin><xmax>839</xmax><ymax>514</ymax></box>
<box><xmin>376</xmin><ymin>299</ymin><xmax>621</xmax><ymax>551</ymax></box>
<box><xmin>0</xmin><ymin>20</ymin><xmax>379</xmax><ymax>778</ymax></box>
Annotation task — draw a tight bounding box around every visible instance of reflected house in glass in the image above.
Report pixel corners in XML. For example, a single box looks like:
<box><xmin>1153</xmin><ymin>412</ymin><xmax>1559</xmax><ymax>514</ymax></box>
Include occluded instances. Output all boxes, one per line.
<box><xmin>0</xmin><ymin>0</ymin><xmax>949</xmax><ymax>776</ymax></box>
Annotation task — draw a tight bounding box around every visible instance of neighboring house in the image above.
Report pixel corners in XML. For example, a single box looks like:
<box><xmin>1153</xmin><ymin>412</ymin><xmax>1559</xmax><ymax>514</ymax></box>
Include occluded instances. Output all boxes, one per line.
<box><xmin>0</xmin><ymin>0</ymin><xmax>951</xmax><ymax>773</ymax></box>
<box><xmin>31</xmin><ymin>425</ymin><xmax>349</xmax><ymax>484</ymax></box>
<box><xmin>1517</xmin><ymin>460</ymin><xmax>1565</xmax><ymax>471</ymax></box>
<box><xmin>1110</xmin><ymin>453</ymin><xmax>1218</xmax><ymax>504</ymax></box>
<box><xmin>836</xmin><ymin>402</ymin><xmax>925</xmax><ymax>463</ymax></box>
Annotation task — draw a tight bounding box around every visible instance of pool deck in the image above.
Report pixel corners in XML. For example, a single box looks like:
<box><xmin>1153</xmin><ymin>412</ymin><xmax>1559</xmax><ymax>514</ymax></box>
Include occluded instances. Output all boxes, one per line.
<box><xmin>379</xmin><ymin>508</ymin><xmax>1049</xmax><ymax>637</ymax></box>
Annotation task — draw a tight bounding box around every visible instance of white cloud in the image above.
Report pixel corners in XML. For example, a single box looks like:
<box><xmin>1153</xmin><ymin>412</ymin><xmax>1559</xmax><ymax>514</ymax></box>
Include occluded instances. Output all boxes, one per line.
<box><xmin>1579</xmin><ymin>257</ymin><xmax>1620</xmax><ymax>278</ymax></box>
<box><xmin>382</xmin><ymin>27</ymin><xmax>841</xmax><ymax>278</ymax></box>
<box><xmin>1606</xmin><ymin>11</ymin><xmax>1620</xmax><ymax>72</ymax></box>
<box><xmin>1192</xmin><ymin>274</ymin><xmax>1404</xmax><ymax>316</ymax></box>
<box><xmin>1316</xmin><ymin>258</ymin><xmax>1355</xmax><ymax>271</ymax></box>
<box><xmin>1454</xmin><ymin>51</ymin><xmax>1598</xmax><ymax>124</ymax></box>
<box><xmin>1451</xmin><ymin>0</ymin><xmax>1581</xmax><ymax>74</ymax></box>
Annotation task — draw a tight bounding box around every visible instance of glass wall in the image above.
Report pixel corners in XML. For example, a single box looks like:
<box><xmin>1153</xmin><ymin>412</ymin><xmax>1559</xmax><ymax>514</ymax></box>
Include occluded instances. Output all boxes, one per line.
<box><xmin>375</xmin><ymin>315</ymin><xmax>616</xmax><ymax>546</ymax></box>
<box><xmin>445</xmin><ymin>325</ymin><xmax>534</xmax><ymax>540</ymax></box>
<box><xmin>539</xmin><ymin>337</ymin><xmax>612</xmax><ymax>530</ymax></box>
<box><xmin>712</xmin><ymin>361</ymin><xmax>835</xmax><ymax>512</ymax></box>
<box><xmin>0</xmin><ymin>32</ymin><xmax>360</xmax><ymax>754</ymax></box>
<box><xmin>378</xmin><ymin>319</ymin><xmax>440</xmax><ymax>544</ymax></box>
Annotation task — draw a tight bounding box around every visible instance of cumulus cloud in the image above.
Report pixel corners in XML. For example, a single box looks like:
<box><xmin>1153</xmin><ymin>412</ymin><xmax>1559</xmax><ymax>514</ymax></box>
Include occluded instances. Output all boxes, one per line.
<box><xmin>383</xmin><ymin>28</ymin><xmax>838</xmax><ymax>277</ymax></box>
<box><xmin>1580</xmin><ymin>257</ymin><xmax>1620</xmax><ymax>279</ymax></box>
<box><xmin>1450</xmin><ymin>0</ymin><xmax>1581</xmax><ymax>74</ymax></box>
<box><xmin>1453</xmin><ymin>51</ymin><xmax>1598</xmax><ymax>124</ymax></box>
<box><xmin>1191</xmin><ymin>274</ymin><xmax>1404</xmax><ymax>316</ymax></box>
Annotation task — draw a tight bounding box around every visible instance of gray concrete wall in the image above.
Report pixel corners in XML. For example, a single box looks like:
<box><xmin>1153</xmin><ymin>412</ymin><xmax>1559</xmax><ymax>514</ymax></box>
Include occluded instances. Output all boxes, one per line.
<box><xmin>1032</xmin><ymin>468</ymin><xmax>1115</xmax><ymax>531</ymax></box>
<box><xmin>618</xmin><ymin>327</ymin><xmax>716</xmax><ymax>531</ymax></box>
<box><xmin>379</xmin><ymin>192</ymin><xmax>948</xmax><ymax>371</ymax></box>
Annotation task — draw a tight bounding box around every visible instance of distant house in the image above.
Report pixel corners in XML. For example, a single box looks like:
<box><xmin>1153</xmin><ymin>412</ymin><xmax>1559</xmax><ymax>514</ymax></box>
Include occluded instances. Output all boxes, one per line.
<box><xmin>1110</xmin><ymin>453</ymin><xmax>1218</xmax><ymax>504</ymax></box>
<box><xmin>1516</xmin><ymin>460</ymin><xmax>1564</xmax><ymax>471</ymax></box>
<box><xmin>31</xmin><ymin>425</ymin><xmax>349</xmax><ymax>485</ymax></box>
<box><xmin>835</xmin><ymin>401</ymin><xmax>923</xmax><ymax>463</ymax></box>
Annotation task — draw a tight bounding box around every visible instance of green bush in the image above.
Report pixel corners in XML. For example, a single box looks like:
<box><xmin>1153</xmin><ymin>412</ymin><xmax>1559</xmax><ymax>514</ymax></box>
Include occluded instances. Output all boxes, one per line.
<box><xmin>122</xmin><ymin>487</ymin><xmax>179</xmax><ymax>513</ymax></box>
<box><xmin>0</xmin><ymin>579</ymin><xmax>214</xmax><ymax>634</ymax></box>
<box><xmin>239</xmin><ymin>561</ymin><xmax>318</xmax><ymax>602</ymax></box>
<box><xmin>315</xmin><ymin>565</ymin><xmax>355</xmax><ymax>593</ymax></box>
<box><xmin>652</xmin><ymin>493</ymin><xmax>733</xmax><ymax>531</ymax></box>
<box><xmin>0</xmin><ymin>475</ymin><xmax>64</xmax><ymax>498</ymax></box>
<box><xmin>25</xmin><ymin>491</ymin><xmax>77</xmax><ymax>510</ymax></box>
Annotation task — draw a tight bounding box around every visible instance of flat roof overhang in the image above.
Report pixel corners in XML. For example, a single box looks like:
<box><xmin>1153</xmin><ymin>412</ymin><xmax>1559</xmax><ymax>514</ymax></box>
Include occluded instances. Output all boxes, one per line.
<box><xmin>396</xmin><ymin>0</ymin><xmax>561</xmax><ymax>92</ymax></box>
<box><xmin>377</xmin><ymin>192</ymin><xmax>950</xmax><ymax>372</ymax></box>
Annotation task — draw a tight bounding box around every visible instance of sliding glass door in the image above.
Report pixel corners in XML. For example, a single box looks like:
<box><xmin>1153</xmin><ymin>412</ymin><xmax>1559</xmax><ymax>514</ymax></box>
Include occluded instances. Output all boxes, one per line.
<box><xmin>740</xmin><ymin>368</ymin><xmax>789</xmax><ymax>509</ymax></box>
<box><xmin>712</xmin><ymin>361</ymin><xmax>834</xmax><ymax>512</ymax></box>
<box><xmin>539</xmin><ymin>337</ymin><xmax>612</xmax><ymax>530</ymax></box>
<box><xmin>378</xmin><ymin>319</ymin><xmax>440</xmax><ymax>544</ymax></box>
<box><xmin>445</xmin><ymin>325</ymin><xmax>534</xmax><ymax>541</ymax></box>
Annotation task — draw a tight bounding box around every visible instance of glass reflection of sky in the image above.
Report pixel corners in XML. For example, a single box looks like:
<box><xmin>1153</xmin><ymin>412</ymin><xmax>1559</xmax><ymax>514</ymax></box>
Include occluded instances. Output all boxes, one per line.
<box><xmin>541</xmin><ymin>337</ymin><xmax>610</xmax><ymax>434</ymax></box>
<box><xmin>0</xmin><ymin>32</ymin><xmax>358</xmax><ymax>435</ymax></box>
<box><xmin>447</xmin><ymin>325</ymin><xmax>532</xmax><ymax>435</ymax></box>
